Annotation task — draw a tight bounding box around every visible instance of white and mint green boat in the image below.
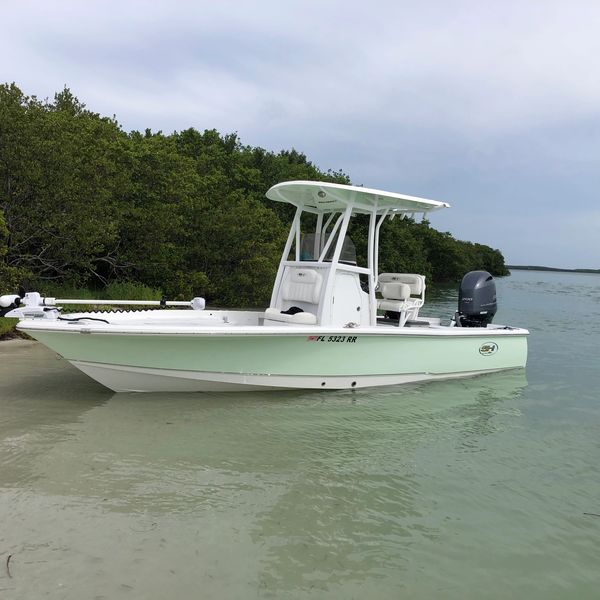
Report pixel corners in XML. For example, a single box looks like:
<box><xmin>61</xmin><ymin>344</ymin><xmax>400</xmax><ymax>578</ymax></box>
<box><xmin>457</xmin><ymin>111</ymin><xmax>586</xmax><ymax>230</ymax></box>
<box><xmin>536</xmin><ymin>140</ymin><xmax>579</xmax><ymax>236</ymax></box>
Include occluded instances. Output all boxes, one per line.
<box><xmin>0</xmin><ymin>181</ymin><xmax>528</xmax><ymax>392</ymax></box>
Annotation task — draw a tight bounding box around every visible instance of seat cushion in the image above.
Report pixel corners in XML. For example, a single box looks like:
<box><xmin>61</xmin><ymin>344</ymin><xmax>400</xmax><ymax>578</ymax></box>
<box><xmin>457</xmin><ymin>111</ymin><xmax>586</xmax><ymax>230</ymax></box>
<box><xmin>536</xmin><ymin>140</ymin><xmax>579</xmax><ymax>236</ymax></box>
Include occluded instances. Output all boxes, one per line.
<box><xmin>282</xmin><ymin>269</ymin><xmax>323</xmax><ymax>304</ymax></box>
<box><xmin>378</xmin><ymin>273</ymin><xmax>424</xmax><ymax>295</ymax></box>
<box><xmin>264</xmin><ymin>307</ymin><xmax>318</xmax><ymax>325</ymax></box>
<box><xmin>379</xmin><ymin>282</ymin><xmax>411</xmax><ymax>301</ymax></box>
<box><xmin>377</xmin><ymin>298</ymin><xmax>410</xmax><ymax>312</ymax></box>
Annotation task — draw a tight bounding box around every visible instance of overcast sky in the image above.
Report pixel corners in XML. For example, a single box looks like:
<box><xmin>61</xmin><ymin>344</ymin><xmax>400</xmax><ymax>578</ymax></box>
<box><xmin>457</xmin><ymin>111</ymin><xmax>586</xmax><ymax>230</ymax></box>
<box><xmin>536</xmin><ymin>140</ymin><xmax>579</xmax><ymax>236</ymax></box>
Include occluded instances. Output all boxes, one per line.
<box><xmin>3</xmin><ymin>0</ymin><xmax>600</xmax><ymax>268</ymax></box>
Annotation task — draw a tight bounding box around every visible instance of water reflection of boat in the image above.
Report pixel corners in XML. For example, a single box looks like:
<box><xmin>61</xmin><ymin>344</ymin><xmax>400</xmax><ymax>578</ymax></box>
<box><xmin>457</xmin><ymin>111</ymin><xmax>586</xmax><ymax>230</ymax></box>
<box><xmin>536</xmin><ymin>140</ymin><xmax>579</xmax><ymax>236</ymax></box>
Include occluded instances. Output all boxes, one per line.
<box><xmin>9</xmin><ymin>367</ymin><xmax>527</xmax><ymax>514</ymax></box>
<box><xmin>1</xmin><ymin>181</ymin><xmax>528</xmax><ymax>392</ymax></box>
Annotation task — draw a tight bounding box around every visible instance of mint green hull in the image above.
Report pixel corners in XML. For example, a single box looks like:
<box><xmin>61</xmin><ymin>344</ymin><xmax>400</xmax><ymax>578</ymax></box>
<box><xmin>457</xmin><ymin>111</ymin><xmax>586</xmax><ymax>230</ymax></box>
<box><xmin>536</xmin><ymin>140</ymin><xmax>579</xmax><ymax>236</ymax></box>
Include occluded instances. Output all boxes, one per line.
<box><xmin>24</xmin><ymin>328</ymin><xmax>528</xmax><ymax>392</ymax></box>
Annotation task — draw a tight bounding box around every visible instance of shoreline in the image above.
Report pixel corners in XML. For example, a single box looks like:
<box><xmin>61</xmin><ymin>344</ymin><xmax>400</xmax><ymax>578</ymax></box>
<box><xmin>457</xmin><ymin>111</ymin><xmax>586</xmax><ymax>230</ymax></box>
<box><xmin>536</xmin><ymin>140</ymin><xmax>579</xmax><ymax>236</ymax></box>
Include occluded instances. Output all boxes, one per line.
<box><xmin>0</xmin><ymin>338</ymin><xmax>37</xmax><ymax>347</ymax></box>
<box><xmin>508</xmin><ymin>265</ymin><xmax>600</xmax><ymax>274</ymax></box>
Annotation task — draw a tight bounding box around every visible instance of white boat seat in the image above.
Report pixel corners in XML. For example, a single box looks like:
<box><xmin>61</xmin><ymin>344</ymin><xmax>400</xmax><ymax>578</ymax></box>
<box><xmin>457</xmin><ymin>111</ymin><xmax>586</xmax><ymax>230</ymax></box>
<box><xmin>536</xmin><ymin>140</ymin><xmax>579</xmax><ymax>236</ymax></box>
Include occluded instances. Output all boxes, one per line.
<box><xmin>264</xmin><ymin>268</ymin><xmax>322</xmax><ymax>325</ymax></box>
<box><xmin>281</xmin><ymin>268</ymin><xmax>323</xmax><ymax>304</ymax></box>
<box><xmin>377</xmin><ymin>273</ymin><xmax>426</xmax><ymax>326</ymax></box>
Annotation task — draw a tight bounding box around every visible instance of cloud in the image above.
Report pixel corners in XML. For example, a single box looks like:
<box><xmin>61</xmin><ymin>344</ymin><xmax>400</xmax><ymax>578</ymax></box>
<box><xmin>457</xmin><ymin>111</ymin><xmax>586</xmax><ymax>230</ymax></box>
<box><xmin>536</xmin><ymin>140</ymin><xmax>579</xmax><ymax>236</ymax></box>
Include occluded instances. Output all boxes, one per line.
<box><xmin>7</xmin><ymin>1</ymin><xmax>600</xmax><ymax>134</ymax></box>
<box><xmin>2</xmin><ymin>0</ymin><xmax>599</xmax><ymax>267</ymax></box>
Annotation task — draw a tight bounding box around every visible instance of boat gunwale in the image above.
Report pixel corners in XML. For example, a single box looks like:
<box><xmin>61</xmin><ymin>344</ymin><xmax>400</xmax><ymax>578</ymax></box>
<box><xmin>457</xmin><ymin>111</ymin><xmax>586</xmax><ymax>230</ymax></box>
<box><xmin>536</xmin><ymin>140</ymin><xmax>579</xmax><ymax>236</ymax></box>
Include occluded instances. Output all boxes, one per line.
<box><xmin>17</xmin><ymin>321</ymin><xmax>529</xmax><ymax>338</ymax></box>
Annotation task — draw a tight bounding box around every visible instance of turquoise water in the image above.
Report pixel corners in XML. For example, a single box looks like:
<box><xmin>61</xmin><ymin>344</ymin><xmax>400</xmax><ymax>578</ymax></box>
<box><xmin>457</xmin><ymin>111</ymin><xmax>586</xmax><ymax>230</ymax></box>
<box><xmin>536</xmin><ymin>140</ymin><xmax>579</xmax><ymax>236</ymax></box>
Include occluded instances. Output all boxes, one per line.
<box><xmin>0</xmin><ymin>269</ymin><xmax>599</xmax><ymax>599</ymax></box>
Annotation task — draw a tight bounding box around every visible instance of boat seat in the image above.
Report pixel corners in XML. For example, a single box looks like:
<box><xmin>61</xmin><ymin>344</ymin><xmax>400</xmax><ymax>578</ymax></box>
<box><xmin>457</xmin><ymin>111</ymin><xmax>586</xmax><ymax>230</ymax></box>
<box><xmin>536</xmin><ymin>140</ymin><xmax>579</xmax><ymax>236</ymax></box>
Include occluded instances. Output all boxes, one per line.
<box><xmin>377</xmin><ymin>273</ymin><xmax>425</xmax><ymax>326</ymax></box>
<box><xmin>281</xmin><ymin>268</ymin><xmax>323</xmax><ymax>304</ymax></box>
<box><xmin>264</xmin><ymin>268</ymin><xmax>322</xmax><ymax>325</ymax></box>
<box><xmin>264</xmin><ymin>307</ymin><xmax>318</xmax><ymax>325</ymax></box>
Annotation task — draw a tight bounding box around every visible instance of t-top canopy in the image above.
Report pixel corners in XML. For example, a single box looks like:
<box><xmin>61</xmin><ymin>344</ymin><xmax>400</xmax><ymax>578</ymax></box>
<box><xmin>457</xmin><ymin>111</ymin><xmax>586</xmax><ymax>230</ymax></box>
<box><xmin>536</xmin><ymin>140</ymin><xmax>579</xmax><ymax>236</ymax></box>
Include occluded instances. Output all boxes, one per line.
<box><xmin>266</xmin><ymin>180</ymin><xmax>450</xmax><ymax>215</ymax></box>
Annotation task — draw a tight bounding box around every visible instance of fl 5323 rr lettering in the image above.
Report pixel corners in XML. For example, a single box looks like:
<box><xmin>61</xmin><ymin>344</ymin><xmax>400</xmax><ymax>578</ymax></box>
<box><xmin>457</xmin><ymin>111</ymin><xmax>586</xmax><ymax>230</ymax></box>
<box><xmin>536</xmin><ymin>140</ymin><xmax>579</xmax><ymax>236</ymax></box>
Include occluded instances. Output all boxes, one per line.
<box><xmin>307</xmin><ymin>335</ymin><xmax>357</xmax><ymax>343</ymax></box>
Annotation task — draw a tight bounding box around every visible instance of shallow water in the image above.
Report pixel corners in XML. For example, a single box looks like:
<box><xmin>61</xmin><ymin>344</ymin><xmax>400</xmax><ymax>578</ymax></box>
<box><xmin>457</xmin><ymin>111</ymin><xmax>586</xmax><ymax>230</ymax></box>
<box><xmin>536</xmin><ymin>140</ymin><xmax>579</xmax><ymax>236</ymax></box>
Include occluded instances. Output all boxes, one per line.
<box><xmin>1</xmin><ymin>269</ymin><xmax>599</xmax><ymax>599</ymax></box>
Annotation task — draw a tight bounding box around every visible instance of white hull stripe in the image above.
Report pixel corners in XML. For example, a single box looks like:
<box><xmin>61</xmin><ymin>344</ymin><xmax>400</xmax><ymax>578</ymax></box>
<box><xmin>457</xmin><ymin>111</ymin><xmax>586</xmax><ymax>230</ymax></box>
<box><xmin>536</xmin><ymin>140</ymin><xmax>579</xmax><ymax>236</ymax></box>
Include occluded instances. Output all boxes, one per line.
<box><xmin>71</xmin><ymin>360</ymin><xmax>510</xmax><ymax>393</ymax></box>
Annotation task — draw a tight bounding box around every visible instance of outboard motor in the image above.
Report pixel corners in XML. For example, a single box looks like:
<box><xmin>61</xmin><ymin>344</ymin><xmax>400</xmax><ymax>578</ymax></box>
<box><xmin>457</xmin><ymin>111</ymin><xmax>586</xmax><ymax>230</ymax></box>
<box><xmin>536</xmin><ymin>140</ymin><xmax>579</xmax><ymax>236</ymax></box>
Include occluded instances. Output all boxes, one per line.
<box><xmin>455</xmin><ymin>270</ymin><xmax>497</xmax><ymax>327</ymax></box>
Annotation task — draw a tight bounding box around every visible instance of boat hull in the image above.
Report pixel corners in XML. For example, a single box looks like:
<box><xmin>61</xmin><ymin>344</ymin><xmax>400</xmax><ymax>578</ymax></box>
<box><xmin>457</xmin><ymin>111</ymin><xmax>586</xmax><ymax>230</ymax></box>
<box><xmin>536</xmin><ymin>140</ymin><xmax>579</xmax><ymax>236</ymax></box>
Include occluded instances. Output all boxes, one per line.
<box><xmin>71</xmin><ymin>360</ymin><xmax>519</xmax><ymax>392</ymax></box>
<box><xmin>21</xmin><ymin>327</ymin><xmax>528</xmax><ymax>392</ymax></box>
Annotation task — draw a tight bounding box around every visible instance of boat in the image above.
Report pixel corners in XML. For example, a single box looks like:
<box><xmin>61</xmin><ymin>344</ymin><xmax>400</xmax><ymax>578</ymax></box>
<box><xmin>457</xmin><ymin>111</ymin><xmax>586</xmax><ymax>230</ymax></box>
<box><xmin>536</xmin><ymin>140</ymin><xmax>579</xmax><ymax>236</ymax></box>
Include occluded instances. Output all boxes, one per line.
<box><xmin>0</xmin><ymin>180</ymin><xmax>528</xmax><ymax>392</ymax></box>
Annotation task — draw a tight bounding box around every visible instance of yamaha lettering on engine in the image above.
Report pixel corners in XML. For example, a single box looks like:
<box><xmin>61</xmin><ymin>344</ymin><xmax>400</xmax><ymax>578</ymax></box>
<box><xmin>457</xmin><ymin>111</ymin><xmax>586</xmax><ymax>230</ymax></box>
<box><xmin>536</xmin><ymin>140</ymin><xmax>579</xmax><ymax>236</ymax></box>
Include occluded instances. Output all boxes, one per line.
<box><xmin>455</xmin><ymin>271</ymin><xmax>497</xmax><ymax>327</ymax></box>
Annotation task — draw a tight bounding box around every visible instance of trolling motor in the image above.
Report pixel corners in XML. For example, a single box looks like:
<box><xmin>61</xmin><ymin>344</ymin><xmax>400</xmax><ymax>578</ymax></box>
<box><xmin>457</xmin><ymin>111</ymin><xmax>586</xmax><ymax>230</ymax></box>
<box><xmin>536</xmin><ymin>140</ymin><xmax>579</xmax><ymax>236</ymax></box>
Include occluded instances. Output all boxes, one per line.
<box><xmin>0</xmin><ymin>285</ymin><xmax>29</xmax><ymax>317</ymax></box>
<box><xmin>454</xmin><ymin>270</ymin><xmax>497</xmax><ymax>327</ymax></box>
<box><xmin>0</xmin><ymin>290</ymin><xmax>208</xmax><ymax>320</ymax></box>
<box><xmin>0</xmin><ymin>294</ymin><xmax>23</xmax><ymax>317</ymax></box>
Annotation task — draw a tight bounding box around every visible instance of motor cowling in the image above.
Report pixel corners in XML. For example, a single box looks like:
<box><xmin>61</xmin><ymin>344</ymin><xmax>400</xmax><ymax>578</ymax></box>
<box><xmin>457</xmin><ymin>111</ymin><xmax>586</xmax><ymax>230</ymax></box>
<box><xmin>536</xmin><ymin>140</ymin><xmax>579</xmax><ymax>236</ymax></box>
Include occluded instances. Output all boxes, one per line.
<box><xmin>456</xmin><ymin>270</ymin><xmax>497</xmax><ymax>327</ymax></box>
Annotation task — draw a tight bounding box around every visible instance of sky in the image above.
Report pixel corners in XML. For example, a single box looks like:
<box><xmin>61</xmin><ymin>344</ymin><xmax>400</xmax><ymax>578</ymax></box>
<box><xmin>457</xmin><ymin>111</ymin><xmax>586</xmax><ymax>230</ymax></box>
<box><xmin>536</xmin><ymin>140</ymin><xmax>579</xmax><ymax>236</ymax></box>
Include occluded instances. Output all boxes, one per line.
<box><xmin>2</xmin><ymin>0</ymin><xmax>600</xmax><ymax>268</ymax></box>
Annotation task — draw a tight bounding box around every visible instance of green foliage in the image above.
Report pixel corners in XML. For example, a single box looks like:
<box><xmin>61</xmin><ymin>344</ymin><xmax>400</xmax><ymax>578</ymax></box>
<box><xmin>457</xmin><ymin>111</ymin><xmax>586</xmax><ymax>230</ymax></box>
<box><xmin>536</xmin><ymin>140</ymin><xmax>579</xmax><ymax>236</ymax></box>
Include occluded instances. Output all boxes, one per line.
<box><xmin>0</xmin><ymin>206</ymin><xmax>28</xmax><ymax>291</ymax></box>
<box><xmin>375</xmin><ymin>217</ymin><xmax>432</xmax><ymax>278</ymax></box>
<box><xmin>0</xmin><ymin>84</ymin><xmax>128</xmax><ymax>289</ymax></box>
<box><xmin>104</xmin><ymin>281</ymin><xmax>162</xmax><ymax>301</ymax></box>
<box><xmin>0</xmin><ymin>83</ymin><xmax>510</xmax><ymax>308</ymax></box>
<box><xmin>0</xmin><ymin>317</ymin><xmax>18</xmax><ymax>338</ymax></box>
<box><xmin>34</xmin><ymin>283</ymin><xmax>96</xmax><ymax>299</ymax></box>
